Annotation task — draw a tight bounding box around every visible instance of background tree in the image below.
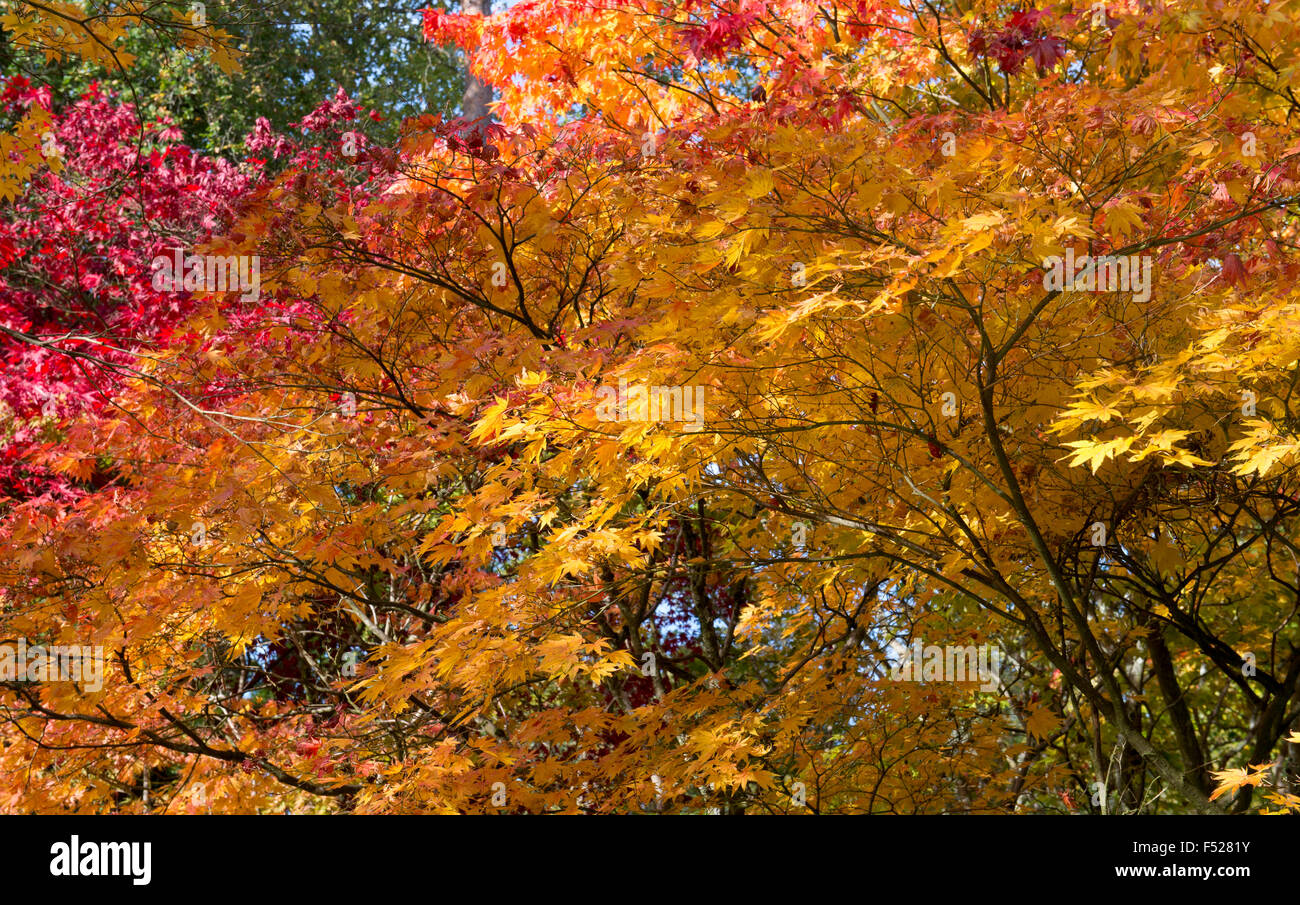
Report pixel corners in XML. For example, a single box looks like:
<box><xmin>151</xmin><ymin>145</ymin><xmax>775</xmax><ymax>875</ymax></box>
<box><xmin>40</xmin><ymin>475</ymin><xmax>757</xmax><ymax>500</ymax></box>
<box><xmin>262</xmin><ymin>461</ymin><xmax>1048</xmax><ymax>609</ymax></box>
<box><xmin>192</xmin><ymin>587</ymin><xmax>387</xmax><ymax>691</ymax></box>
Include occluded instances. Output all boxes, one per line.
<box><xmin>3</xmin><ymin>1</ymin><xmax>464</xmax><ymax>153</ymax></box>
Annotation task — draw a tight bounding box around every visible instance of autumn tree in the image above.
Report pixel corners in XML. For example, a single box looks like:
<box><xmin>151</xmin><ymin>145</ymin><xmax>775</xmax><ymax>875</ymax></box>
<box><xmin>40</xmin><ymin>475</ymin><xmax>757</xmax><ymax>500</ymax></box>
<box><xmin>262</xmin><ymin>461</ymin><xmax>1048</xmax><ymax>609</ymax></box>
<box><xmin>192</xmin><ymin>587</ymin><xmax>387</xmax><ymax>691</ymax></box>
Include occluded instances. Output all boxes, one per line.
<box><xmin>0</xmin><ymin>76</ymin><xmax>258</xmax><ymax>502</ymax></box>
<box><xmin>5</xmin><ymin>0</ymin><xmax>1300</xmax><ymax>815</ymax></box>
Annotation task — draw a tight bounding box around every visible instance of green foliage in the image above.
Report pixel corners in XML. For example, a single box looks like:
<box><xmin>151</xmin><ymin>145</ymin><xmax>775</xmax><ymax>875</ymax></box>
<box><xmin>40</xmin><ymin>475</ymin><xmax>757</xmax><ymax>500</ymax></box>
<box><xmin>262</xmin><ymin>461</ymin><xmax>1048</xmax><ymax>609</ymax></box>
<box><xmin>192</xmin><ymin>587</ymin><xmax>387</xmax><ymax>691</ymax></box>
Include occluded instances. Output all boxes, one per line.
<box><xmin>2</xmin><ymin>1</ymin><xmax>464</xmax><ymax>153</ymax></box>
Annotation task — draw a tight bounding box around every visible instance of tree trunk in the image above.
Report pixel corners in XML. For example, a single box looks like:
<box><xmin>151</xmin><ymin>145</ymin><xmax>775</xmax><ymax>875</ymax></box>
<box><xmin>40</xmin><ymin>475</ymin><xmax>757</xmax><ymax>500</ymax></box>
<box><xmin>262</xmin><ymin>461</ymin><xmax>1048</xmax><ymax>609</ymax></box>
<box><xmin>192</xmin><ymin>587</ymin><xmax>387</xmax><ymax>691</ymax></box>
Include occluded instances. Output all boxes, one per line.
<box><xmin>461</xmin><ymin>0</ymin><xmax>493</xmax><ymax>123</ymax></box>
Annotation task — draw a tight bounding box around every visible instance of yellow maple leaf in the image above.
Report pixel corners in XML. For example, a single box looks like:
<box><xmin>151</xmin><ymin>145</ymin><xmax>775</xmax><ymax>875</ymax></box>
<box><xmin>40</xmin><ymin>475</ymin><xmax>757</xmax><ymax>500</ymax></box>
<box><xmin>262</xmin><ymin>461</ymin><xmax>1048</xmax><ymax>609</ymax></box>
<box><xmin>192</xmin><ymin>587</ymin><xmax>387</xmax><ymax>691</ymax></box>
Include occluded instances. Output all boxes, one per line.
<box><xmin>1209</xmin><ymin>766</ymin><xmax>1267</xmax><ymax>801</ymax></box>
<box><xmin>1062</xmin><ymin>436</ymin><xmax>1135</xmax><ymax>473</ymax></box>
<box><xmin>1025</xmin><ymin>706</ymin><xmax>1060</xmax><ymax>740</ymax></box>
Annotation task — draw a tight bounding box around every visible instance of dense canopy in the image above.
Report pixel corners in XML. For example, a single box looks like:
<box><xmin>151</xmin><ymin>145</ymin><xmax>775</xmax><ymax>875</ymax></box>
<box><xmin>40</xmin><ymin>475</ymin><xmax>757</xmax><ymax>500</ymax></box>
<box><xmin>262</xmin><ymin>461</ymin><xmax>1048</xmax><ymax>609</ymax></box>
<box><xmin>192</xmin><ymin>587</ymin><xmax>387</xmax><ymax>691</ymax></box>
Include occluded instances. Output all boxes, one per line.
<box><xmin>2</xmin><ymin>0</ymin><xmax>1300</xmax><ymax>814</ymax></box>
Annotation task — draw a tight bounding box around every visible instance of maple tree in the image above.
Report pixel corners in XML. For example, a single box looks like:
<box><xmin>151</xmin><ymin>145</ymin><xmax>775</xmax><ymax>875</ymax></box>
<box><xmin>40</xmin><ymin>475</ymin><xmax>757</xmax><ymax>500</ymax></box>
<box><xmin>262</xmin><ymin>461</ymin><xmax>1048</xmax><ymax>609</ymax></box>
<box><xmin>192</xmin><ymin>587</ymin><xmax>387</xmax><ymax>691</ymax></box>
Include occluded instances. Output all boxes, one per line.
<box><xmin>0</xmin><ymin>1</ymin><xmax>239</xmax><ymax>190</ymax></box>
<box><xmin>0</xmin><ymin>3</ymin><xmax>256</xmax><ymax>502</ymax></box>
<box><xmin>5</xmin><ymin>0</ymin><xmax>1300</xmax><ymax>815</ymax></box>
<box><xmin>0</xmin><ymin>76</ymin><xmax>257</xmax><ymax>501</ymax></box>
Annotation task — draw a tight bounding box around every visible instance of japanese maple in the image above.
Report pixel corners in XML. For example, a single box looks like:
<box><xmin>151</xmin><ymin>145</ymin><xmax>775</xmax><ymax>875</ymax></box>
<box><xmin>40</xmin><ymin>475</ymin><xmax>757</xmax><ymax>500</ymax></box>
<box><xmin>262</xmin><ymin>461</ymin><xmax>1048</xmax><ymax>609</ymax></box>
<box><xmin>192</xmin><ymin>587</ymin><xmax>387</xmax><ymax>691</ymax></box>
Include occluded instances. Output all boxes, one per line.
<box><xmin>4</xmin><ymin>0</ymin><xmax>1300</xmax><ymax>816</ymax></box>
